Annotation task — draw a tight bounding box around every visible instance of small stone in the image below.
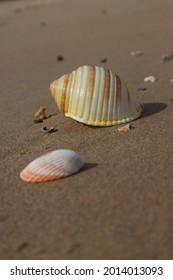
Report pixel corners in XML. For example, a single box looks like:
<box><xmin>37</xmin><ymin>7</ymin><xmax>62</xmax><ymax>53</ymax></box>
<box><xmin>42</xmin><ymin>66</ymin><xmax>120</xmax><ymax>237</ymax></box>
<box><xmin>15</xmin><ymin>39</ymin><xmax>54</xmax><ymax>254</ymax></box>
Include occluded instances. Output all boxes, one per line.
<box><xmin>45</xmin><ymin>146</ymin><xmax>51</xmax><ymax>149</ymax></box>
<box><xmin>101</xmin><ymin>9</ymin><xmax>107</xmax><ymax>15</ymax></box>
<box><xmin>57</xmin><ymin>55</ymin><xmax>64</xmax><ymax>61</ymax></box>
<box><xmin>138</xmin><ymin>32</ymin><xmax>145</xmax><ymax>36</ymax></box>
<box><xmin>144</xmin><ymin>76</ymin><xmax>157</xmax><ymax>83</ymax></box>
<box><xmin>169</xmin><ymin>78</ymin><xmax>173</xmax><ymax>82</ymax></box>
<box><xmin>137</xmin><ymin>87</ymin><xmax>147</xmax><ymax>92</ymax></box>
<box><xmin>40</xmin><ymin>22</ymin><xmax>46</xmax><ymax>27</ymax></box>
<box><xmin>162</xmin><ymin>53</ymin><xmax>173</xmax><ymax>62</ymax></box>
<box><xmin>100</xmin><ymin>58</ymin><xmax>107</xmax><ymax>63</ymax></box>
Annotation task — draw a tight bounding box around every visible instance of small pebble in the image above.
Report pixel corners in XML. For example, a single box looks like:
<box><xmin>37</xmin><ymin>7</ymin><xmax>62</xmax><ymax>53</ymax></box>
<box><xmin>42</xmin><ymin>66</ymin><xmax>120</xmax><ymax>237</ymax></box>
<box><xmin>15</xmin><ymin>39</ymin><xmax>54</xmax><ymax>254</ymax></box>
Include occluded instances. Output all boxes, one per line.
<box><xmin>45</xmin><ymin>146</ymin><xmax>51</xmax><ymax>150</ymax></box>
<box><xmin>144</xmin><ymin>76</ymin><xmax>157</xmax><ymax>83</ymax></box>
<box><xmin>101</xmin><ymin>9</ymin><xmax>107</xmax><ymax>15</ymax></box>
<box><xmin>131</xmin><ymin>50</ymin><xmax>143</xmax><ymax>56</ymax></box>
<box><xmin>57</xmin><ymin>55</ymin><xmax>64</xmax><ymax>61</ymax></box>
<box><xmin>169</xmin><ymin>78</ymin><xmax>173</xmax><ymax>83</ymax></box>
<box><xmin>100</xmin><ymin>58</ymin><xmax>107</xmax><ymax>63</ymax></box>
<box><xmin>40</xmin><ymin>22</ymin><xmax>46</xmax><ymax>27</ymax></box>
<box><xmin>138</xmin><ymin>32</ymin><xmax>145</xmax><ymax>36</ymax></box>
<box><xmin>118</xmin><ymin>123</ymin><xmax>132</xmax><ymax>132</ymax></box>
<box><xmin>137</xmin><ymin>87</ymin><xmax>147</xmax><ymax>92</ymax></box>
<box><xmin>41</xmin><ymin>127</ymin><xmax>56</xmax><ymax>133</ymax></box>
<box><xmin>162</xmin><ymin>53</ymin><xmax>173</xmax><ymax>62</ymax></box>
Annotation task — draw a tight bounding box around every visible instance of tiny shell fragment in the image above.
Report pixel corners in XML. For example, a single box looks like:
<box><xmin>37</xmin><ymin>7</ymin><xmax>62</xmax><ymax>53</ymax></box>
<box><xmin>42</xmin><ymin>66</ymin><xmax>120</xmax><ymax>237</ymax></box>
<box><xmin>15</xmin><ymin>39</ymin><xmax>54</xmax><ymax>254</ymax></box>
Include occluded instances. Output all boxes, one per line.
<box><xmin>144</xmin><ymin>76</ymin><xmax>157</xmax><ymax>83</ymax></box>
<box><xmin>41</xmin><ymin>126</ymin><xmax>56</xmax><ymax>133</ymax></box>
<box><xmin>131</xmin><ymin>50</ymin><xmax>143</xmax><ymax>56</ymax></box>
<box><xmin>118</xmin><ymin>123</ymin><xmax>132</xmax><ymax>132</ymax></box>
<box><xmin>34</xmin><ymin>106</ymin><xmax>49</xmax><ymax>120</ymax></box>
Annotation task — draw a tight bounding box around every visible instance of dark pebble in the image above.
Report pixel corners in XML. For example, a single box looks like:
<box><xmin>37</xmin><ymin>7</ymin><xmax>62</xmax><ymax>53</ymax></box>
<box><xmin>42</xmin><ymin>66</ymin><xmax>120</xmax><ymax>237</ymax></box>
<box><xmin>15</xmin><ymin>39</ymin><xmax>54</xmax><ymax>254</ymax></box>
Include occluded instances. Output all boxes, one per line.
<box><xmin>101</xmin><ymin>10</ymin><xmax>107</xmax><ymax>15</ymax></box>
<box><xmin>40</xmin><ymin>22</ymin><xmax>46</xmax><ymax>27</ymax></box>
<box><xmin>137</xmin><ymin>87</ymin><xmax>147</xmax><ymax>92</ymax></box>
<box><xmin>162</xmin><ymin>54</ymin><xmax>173</xmax><ymax>62</ymax></box>
<box><xmin>100</xmin><ymin>58</ymin><xmax>107</xmax><ymax>63</ymax></box>
<box><xmin>57</xmin><ymin>55</ymin><xmax>64</xmax><ymax>61</ymax></box>
<box><xmin>17</xmin><ymin>242</ymin><xmax>29</xmax><ymax>252</ymax></box>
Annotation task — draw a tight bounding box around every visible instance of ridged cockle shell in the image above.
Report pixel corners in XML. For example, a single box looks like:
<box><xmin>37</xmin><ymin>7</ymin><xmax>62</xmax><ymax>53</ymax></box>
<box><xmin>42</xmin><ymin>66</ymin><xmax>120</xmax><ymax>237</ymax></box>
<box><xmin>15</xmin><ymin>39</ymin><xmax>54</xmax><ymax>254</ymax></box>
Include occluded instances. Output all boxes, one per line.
<box><xmin>50</xmin><ymin>65</ymin><xmax>142</xmax><ymax>126</ymax></box>
<box><xmin>20</xmin><ymin>149</ymin><xmax>84</xmax><ymax>183</ymax></box>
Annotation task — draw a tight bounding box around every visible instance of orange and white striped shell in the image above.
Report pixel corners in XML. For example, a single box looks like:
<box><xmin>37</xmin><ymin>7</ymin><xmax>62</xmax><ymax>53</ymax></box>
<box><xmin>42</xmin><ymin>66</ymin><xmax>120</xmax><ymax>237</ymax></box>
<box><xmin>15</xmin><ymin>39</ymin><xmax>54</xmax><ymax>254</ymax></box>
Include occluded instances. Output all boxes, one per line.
<box><xmin>20</xmin><ymin>149</ymin><xmax>84</xmax><ymax>183</ymax></box>
<box><xmin>50</xmin><ymin>65</ymin><xmax>142</xmax><ymax>126</ymax></box>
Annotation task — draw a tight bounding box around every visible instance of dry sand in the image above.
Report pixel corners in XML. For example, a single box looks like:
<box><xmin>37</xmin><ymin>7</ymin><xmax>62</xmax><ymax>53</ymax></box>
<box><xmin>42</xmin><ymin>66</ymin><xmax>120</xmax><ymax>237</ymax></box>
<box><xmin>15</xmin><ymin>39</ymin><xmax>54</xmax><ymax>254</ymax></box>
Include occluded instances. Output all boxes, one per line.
<box><xmin>0</xmin><ymin>0</ymin><xmax>173</xmax><ymax>259</ymax></box>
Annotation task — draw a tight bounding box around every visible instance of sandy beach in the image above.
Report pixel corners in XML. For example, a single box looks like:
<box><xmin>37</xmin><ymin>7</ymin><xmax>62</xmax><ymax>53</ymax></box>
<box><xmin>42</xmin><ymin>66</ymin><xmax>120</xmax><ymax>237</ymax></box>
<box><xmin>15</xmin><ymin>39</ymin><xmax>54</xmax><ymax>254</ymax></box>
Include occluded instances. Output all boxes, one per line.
<box><xmin>0</xmin><ymin>0</ymin><xmax>173</xmax><ymax>259</ymax></box>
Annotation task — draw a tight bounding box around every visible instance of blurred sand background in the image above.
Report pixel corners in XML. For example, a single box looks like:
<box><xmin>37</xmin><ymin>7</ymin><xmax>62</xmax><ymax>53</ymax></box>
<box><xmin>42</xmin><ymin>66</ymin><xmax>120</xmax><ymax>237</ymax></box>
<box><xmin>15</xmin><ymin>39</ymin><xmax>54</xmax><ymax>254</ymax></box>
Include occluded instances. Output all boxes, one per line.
<box><xmin>0</xmin><ymin>0</ymin><xmax>173</xmax><ymax>259</ymax></box>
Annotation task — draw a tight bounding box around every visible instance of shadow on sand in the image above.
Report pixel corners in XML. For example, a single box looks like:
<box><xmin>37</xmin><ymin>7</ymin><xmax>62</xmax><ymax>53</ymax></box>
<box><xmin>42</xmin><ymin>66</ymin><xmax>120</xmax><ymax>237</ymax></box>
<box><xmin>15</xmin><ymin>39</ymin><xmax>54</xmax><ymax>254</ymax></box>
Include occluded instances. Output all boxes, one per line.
<box><xmin>140</xmin><ymin>102</ymin><xmax>167</xmax><ymax>119</ymax></box>
<box><xmin>80</xmin><ymin>162</ymin><xmax>98</xmax><ymax>174</ymax></box>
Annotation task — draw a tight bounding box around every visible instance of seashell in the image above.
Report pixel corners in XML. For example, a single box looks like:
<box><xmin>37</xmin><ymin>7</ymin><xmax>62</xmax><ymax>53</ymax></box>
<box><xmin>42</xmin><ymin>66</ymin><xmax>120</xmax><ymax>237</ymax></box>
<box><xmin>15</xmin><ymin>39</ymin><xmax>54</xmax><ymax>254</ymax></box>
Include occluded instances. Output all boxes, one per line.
<box><xmin>20</xmin><ymin>149</ymin><xmax>84</xmax><ymax>182</ymax></box>
<box><xmin>40</xmin><ymin>126</ymin><xmax>56</xmax><ymax>133</ymax></box>
<box><xmin>34</xmin><ymin>106</ymin><xmax>49</xmax><ymax>120</ymax></box>
<box><xmin>144</xmin><ymin>76</ymin><xmax>157</xmax><ymax>83</ymax></box>
<box><xmin>118</xmin><ymin>123</ymin><xmax>132</xmax><ymax>132</ymax></box>
<box><xmin>50</xmin><ymin>65</ymin><xmax>142</xmax><ymax>126</ymax></box>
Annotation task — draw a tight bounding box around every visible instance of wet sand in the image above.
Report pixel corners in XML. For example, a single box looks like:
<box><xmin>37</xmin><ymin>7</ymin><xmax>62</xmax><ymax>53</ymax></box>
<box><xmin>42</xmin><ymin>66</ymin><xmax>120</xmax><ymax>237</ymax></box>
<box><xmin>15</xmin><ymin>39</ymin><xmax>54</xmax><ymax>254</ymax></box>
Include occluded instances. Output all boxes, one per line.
<box><xmin>0</xmin><ymin>0</ymin><xmax>173</xmax><ymax>259</ymax></box>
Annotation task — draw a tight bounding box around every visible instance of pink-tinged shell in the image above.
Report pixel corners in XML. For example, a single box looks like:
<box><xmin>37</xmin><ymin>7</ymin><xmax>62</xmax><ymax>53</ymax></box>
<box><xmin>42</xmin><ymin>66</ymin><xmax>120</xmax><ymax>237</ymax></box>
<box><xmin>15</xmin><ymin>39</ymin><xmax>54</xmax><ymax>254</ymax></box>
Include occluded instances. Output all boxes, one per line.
<box><xmin>20</xmin><ymin>149</ymin><xmax>84</xmax><ymax>183</ymax></box>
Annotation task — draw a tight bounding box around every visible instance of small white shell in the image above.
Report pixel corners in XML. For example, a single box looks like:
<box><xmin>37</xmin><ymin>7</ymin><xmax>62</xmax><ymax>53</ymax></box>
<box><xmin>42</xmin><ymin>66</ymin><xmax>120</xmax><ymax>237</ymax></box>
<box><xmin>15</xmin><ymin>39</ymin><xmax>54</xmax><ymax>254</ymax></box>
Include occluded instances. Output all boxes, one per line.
<box><xmin>40</xmin><ymin>126</ymin><xmax>56</xmax><ymax>133</ymax></box>
<box><xmin>144</xmin><ymin>76</ymin><xmax>157</xmax><ymax>83</ymax></box>
<box><xmin>131</xmin><ymin>50</ymin><xmax>143</xmax><ymax>56</ymax></box>
<box><xmin>50</xmin><ymin>65</ymin><xmax>142</xmax><ymax>126</ymax></box>
<box><xmin>20</xmin><ymin>149</ymin><xmax>84</xmax><ymax>183</ymax></box>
